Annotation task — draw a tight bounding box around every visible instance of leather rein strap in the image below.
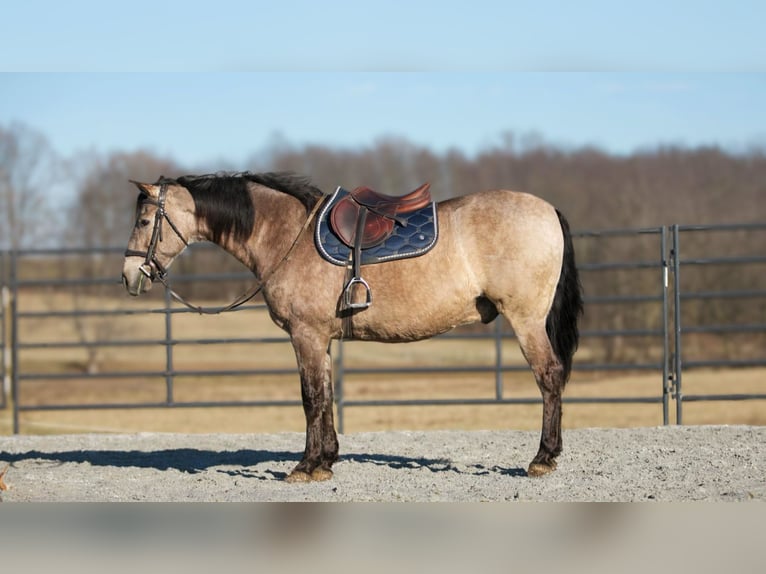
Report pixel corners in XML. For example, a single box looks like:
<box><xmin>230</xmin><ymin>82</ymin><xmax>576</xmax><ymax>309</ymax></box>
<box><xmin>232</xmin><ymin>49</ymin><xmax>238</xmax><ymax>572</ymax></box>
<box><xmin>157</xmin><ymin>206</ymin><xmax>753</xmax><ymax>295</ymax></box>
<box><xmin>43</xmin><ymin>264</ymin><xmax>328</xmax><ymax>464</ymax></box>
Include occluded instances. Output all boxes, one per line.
<box><xmin>125</xmin><ymin>183</ymin><xmax>325</xmax><ymax>315</ymax></box>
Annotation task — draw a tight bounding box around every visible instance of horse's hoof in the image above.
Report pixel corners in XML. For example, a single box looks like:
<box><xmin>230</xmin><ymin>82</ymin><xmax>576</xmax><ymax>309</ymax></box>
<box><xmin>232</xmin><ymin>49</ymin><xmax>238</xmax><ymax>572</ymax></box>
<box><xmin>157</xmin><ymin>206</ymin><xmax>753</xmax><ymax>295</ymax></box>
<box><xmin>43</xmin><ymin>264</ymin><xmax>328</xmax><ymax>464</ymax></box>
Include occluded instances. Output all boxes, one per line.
<box><xmin>285</xmin><ymin>470</ymin><xmax>312</xmax><ymax>483</ymax></box>
<box><xmin>311</xmin><ymin>468</ymin><xmax>333</xmax><ymax>481</ymax></box>
<box><xmin>527</xmin><ymin>461</ymin><xmax>557</xmax><ymax>477</ymax></box>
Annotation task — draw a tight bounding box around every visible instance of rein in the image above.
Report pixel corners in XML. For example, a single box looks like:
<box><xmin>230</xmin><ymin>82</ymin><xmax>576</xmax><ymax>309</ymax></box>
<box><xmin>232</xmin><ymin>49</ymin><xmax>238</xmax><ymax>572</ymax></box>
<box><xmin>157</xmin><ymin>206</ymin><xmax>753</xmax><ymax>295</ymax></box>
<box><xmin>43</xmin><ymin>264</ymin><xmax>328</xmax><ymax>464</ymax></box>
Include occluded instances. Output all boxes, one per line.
<box><xmin>125</xmin><ymin>183</ymin><xmax>325</xmax><ymax>315</ymax></box>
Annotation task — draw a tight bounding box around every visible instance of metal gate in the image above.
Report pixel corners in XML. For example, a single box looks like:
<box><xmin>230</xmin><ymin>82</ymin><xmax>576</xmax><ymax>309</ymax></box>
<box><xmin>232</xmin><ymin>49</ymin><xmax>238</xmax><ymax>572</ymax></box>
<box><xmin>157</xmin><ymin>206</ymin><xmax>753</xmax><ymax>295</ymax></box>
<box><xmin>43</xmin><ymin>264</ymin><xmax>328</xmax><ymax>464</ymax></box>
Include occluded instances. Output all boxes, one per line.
<box><xmin>2</xmin><ymin>223</ymin><xmax>765</xmax><ymax>433</ymax></box>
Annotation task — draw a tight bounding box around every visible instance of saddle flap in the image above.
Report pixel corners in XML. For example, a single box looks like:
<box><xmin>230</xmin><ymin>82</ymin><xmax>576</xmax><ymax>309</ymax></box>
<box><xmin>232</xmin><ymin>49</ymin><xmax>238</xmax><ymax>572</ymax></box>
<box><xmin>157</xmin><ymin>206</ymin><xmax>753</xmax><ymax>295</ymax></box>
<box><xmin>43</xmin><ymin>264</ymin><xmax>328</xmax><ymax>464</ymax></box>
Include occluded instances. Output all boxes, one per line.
<box><xmin>330</xmin><ymin>198</ymin><xmax>395</xmax><ymax>249</ymax></box>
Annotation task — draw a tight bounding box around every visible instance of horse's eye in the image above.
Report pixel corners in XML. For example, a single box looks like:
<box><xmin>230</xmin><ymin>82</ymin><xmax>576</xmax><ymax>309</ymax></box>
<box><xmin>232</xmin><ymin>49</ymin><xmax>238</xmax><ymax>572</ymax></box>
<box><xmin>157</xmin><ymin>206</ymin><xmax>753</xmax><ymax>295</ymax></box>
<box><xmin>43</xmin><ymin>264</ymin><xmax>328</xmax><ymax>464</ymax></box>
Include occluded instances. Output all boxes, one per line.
<box><xmin>139</xmin><ymin>219</ymin><xmax>151</xmax><ymax>228</ymax></box>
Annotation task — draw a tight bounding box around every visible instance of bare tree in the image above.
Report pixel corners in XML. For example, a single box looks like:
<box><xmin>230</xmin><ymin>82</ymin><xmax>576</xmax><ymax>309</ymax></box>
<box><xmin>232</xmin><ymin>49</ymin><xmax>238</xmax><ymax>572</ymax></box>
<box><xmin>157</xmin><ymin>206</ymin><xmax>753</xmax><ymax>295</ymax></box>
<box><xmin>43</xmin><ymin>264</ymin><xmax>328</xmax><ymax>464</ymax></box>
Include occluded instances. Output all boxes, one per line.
<box><xmin>0</xmin><ymin>122</ymin><xmax>59</xmax><ymax>250</ymax></box>
<box><xmin>67</xmin><ymin>150</ymin><xmax>180</xmax><ymax>249</ymax></box>
<box><xmin>62</xmin><ymin>150</ymin><xmax>181</xmax><ymax>373</ymax></box>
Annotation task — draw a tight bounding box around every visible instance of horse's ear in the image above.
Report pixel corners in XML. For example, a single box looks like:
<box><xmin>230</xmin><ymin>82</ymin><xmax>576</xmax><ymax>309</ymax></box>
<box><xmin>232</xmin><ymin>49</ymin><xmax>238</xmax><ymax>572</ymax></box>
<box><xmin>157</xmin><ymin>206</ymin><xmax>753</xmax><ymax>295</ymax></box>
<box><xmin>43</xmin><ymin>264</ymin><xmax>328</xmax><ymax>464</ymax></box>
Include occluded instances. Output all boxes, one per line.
<box><xmin>129</xmin><ymin>180</ymin><xmax>160</xmax><ymax>198</ymax></box>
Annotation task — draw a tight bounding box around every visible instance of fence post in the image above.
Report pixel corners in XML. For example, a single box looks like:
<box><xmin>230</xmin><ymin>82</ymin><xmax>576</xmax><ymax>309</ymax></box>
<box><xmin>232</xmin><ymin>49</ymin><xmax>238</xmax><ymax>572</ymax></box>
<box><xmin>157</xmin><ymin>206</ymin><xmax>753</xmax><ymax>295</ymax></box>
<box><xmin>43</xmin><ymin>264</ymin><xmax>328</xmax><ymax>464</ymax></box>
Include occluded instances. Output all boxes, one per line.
<box><xmin>671</xmin><ymin>224</ymin><xmax>683</xmax><ymax>424</ymax></box>
<box><xmin>661</xmin><ymin>226</ymin><xmax>670</xmax><ymax>425</ymax></box>
<box><xmin>494</xmin><ymin>318</ymin><xmax>504</xmax><ymax>400</ymax></box>
<box><xmin>0</xmin><ymin>251</ymin><xmax>9</xmax><ymax>412</ymax></box>
<box><xmin>164</xmin><ymin>285</ymin><xmax>174</xmax><ymax>405</ymax></box>
<box><xmin>2</xmin><ymin>286</ymin><xmax>8</xmax><ymax>405</ymax></box>
<box><xmin>10</xmin><ymin>250</ymin><xmax>20</xmax><ymax>434</ymax></box>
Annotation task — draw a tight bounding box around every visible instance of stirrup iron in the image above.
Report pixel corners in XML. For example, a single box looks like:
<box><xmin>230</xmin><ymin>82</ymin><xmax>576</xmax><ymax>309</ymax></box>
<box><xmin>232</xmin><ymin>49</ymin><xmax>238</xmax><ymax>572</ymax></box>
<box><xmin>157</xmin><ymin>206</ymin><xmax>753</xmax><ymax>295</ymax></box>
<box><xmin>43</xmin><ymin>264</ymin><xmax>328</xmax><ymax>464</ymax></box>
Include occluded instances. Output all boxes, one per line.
<box><xmin>343</xmin><ymin>276</ymin><xmax>372</xmax><ymax>309</ymax></box>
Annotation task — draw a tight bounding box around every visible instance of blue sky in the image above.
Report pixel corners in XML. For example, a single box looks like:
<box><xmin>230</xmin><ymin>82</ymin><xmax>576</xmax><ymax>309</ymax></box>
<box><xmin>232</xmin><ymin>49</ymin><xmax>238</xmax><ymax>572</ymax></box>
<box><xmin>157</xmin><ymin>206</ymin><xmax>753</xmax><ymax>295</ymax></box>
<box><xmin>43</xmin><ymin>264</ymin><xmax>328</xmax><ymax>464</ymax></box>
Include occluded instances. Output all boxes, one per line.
<box><xmin>2</xmin><ymin>0</ymin><xmax>765</xmax><ymax>72</ymax></box>
<box><xmin>2</xmin><ymin>73</ymin><xmax>765</xmax><ymax>170</ymax></box>
<box><xmin>1</xmin><ymin>1</ymin><xmax>765</xmax><ymax>174</ymax></box>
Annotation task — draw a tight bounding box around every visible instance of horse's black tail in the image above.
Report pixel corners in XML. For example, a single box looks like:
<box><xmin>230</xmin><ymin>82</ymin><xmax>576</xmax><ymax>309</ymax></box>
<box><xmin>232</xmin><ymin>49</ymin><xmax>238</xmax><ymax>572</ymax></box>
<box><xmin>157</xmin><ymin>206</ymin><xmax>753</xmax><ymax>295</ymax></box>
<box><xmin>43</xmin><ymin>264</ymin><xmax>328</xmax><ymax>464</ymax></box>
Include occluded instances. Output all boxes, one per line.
<box><xmin>545</xmin><ymin>209</ymin><xmax>583</xmax><ymax>385</ymax></box>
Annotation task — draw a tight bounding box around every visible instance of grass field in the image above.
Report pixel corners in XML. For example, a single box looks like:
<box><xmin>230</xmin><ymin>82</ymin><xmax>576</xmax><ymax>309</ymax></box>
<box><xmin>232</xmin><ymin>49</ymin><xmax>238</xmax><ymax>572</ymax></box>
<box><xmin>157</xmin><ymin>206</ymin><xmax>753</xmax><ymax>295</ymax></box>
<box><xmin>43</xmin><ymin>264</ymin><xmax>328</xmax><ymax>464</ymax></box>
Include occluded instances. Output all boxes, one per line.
<box><xmin>2</xmin><ymin>291</ymin><xmax>764</xmax><ymax>435</ymax></box>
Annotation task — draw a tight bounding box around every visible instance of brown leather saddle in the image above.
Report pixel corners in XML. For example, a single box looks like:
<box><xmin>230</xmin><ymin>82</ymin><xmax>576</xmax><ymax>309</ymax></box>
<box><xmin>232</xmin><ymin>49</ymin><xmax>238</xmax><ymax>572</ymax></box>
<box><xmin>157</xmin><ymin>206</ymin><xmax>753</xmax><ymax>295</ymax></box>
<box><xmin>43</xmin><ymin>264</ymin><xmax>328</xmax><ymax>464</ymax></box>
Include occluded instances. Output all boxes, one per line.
<box><xmin>328</xmin><ymin>183</ymin><xmax>433</xmax><ymax>310</ymax></box>
<box><xmin>330</xmin><ymin>183</ymin><xmax>432</xmax><ymax>249</ymax></box>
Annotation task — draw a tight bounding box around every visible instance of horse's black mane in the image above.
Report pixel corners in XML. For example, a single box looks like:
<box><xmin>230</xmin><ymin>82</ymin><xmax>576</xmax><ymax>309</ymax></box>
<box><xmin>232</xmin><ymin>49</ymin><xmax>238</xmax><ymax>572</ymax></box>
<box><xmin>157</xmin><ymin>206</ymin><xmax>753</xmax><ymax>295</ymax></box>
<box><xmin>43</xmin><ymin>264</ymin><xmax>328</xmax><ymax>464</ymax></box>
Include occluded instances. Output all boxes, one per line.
<box><xmin>158</xmin><ymin>171</ymin><xmax>325</xmax><ymax>245</ymax></box>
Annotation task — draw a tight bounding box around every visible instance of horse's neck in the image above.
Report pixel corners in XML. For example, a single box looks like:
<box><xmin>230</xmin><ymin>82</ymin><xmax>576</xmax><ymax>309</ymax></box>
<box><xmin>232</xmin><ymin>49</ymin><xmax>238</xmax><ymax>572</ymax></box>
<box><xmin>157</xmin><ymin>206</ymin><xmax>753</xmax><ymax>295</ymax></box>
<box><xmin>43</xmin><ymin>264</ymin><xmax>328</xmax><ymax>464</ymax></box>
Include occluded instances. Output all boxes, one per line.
<box><xmin>221</xmin><ymin>187</ymin><xmax>307</xmax><ymax>279</ymax></box>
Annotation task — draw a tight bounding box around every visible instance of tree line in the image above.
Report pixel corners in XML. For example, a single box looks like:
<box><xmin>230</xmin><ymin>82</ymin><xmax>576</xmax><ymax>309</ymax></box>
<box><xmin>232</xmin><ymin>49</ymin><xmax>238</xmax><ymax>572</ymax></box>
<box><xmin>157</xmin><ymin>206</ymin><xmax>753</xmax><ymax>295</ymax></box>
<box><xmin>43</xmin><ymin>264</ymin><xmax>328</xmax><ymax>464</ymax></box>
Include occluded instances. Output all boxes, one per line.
<box><xmin>2</xmin><ymin>122</ymin><xmax>764</xmax><ymax>251</ymax></box>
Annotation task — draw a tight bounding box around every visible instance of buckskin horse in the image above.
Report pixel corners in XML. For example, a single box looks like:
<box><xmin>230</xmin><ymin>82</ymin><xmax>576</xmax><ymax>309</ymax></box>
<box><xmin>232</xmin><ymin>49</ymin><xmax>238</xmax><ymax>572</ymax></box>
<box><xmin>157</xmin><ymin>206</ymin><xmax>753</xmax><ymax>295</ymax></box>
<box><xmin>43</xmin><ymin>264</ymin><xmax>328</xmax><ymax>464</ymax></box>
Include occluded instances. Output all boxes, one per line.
<box><xmin>121</xmin><ymin>172</ymin><xmax>582</xmax><ymax>481</ymax></box>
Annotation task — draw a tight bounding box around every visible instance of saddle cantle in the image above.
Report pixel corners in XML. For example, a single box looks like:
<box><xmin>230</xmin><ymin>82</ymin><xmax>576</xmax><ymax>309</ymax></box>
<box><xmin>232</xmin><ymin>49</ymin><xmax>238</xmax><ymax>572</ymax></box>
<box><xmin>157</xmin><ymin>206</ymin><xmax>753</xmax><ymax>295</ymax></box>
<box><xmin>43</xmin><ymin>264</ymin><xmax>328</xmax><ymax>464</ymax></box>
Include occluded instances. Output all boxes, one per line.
<box><xmin>330</xmin><ymin>183</ymin><xmax>432</xmax><ymax>248</ymax></box>
<box><xmin>315</xmin><ymin>184</ymin><xmax>439</xmax><ymax>310</ymax></box>
<box><xmin>348</xmin><ymin>183</ymin><xmax>432</xmax><ymax>218</ymax></box>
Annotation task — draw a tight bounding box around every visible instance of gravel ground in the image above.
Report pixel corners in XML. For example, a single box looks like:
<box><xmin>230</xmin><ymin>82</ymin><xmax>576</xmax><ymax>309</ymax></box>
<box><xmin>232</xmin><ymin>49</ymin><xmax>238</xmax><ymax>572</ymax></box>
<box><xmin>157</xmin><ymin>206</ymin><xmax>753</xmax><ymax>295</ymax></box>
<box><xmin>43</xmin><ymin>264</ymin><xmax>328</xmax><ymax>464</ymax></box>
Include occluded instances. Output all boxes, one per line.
<box><xmin>0</xmin><ymin>425</ymin><xmax>763</xmax><ymax>501</ymax></box>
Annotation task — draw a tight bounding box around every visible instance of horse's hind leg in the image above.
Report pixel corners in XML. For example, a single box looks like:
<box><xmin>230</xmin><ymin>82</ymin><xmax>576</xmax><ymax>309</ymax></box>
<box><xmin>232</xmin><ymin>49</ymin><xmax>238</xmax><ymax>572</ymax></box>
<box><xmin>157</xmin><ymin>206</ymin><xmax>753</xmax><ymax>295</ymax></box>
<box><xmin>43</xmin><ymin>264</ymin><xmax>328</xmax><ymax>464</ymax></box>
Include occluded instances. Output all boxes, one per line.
<box><xmin>511</xmin><ymin>318</ymin><xmax>566</xmax><ymax>477</ymax></box>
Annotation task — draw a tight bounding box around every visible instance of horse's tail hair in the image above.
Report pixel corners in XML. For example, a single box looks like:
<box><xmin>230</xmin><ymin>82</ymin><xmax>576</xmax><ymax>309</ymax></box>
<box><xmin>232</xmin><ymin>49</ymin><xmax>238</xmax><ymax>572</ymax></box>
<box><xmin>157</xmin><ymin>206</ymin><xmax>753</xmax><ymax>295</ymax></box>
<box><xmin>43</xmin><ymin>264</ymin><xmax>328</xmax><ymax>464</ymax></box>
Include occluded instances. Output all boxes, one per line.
<box><xmin>546</xmin><ymin>209</ymin><xmax>583</xmax><ymax>385</ymax></box>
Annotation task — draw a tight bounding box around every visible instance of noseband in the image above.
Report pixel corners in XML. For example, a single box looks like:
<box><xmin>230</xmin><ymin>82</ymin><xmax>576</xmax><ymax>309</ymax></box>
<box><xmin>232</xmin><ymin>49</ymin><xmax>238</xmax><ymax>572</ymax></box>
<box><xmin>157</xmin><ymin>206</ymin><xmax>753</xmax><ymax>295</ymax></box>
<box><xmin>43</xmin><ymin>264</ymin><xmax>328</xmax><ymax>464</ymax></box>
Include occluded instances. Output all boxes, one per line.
<box><xmin>124</xmin><ymin>182</ymin><xmax>189</xmax><ymax>282</ymax></box>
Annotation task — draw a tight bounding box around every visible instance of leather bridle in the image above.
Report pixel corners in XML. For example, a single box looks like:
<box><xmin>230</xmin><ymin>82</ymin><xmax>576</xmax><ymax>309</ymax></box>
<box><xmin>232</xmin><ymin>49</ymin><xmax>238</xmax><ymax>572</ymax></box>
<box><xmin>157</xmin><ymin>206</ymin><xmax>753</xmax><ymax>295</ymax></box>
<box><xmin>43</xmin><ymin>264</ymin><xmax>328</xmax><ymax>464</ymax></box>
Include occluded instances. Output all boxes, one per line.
<box><xmin>124</xmin><ymin>182</ymin><xmax>325</xmax><ymax>315</ymax></box>
<box><xmin>124</xmin><ymin>182</ymin><xmax>188</xmax><ymax>285</ymax></box>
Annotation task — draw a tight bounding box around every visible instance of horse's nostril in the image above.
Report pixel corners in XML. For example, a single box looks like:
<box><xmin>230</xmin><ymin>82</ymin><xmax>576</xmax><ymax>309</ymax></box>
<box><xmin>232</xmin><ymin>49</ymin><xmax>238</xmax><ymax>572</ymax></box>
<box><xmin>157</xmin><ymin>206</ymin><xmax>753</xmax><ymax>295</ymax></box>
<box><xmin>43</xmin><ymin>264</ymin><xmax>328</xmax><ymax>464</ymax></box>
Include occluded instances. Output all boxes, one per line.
<box><xmin>121</xmin><ymin>274</ymin><xmax>129</xmax><ymax>289</ymax></box>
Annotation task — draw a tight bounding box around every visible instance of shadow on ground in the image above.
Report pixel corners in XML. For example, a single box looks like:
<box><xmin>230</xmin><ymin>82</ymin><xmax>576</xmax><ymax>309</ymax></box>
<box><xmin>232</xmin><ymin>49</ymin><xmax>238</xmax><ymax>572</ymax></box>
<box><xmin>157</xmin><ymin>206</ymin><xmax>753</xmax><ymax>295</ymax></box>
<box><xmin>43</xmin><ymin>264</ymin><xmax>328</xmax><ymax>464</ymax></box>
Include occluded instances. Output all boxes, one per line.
<box><xmin>1</xmin><ymin>449</ymin><xmax>527</xmax><ymax>479</ymax></box>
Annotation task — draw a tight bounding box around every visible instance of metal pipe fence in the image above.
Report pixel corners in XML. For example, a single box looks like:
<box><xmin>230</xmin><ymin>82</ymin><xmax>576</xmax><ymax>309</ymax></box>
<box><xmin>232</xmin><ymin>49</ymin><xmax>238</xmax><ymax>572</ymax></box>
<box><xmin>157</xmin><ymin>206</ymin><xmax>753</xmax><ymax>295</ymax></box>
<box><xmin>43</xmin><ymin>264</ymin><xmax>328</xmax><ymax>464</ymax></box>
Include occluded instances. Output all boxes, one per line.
<box><xmin>2</xmin><ymin>223</ymin><xmax>764</xmax><ymax>433</ymax></box>
<box><xmin>669</xmin><ymin>223</ymin><xmax>766</xmax><ymax>423</ymax></box>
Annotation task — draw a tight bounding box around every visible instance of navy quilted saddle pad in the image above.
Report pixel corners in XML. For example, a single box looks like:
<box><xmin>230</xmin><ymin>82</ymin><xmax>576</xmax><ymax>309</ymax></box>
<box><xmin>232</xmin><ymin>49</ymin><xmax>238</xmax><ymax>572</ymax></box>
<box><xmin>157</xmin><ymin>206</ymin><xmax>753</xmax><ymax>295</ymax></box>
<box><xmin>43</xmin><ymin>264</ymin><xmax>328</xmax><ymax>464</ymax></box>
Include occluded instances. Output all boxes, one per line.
<box><xmin>315</xmin><ymin>186</ymin><xmax>439</xmax><ymax>266</ymax></box>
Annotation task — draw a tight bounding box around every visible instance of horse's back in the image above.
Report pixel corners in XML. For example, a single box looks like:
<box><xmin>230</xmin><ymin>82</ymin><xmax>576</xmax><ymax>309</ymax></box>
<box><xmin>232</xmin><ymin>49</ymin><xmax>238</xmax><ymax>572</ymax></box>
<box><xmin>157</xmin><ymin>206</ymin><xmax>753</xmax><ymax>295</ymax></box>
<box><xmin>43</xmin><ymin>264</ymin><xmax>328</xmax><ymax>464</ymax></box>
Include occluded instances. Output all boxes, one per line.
<box><xmin>439</xmin><ymin>189</ymin><xmax>563</xmax><ymax>265</ymax></box>
<box><xmin>439</xmin><ymin>188</ymin><xmax>559</xmax><ymax>228</ymax></box>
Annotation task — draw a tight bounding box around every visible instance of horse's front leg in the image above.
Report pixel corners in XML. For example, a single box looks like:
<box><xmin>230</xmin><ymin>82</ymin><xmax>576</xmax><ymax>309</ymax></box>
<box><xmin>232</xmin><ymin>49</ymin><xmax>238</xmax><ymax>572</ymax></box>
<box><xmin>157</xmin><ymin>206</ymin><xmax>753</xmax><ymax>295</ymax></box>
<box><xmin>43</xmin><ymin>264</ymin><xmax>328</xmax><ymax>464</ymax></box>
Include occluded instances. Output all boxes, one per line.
<box><xmin>286</xmin><ymin>332</ymin><xmax>338</xmax><ymax>483</ymax></box>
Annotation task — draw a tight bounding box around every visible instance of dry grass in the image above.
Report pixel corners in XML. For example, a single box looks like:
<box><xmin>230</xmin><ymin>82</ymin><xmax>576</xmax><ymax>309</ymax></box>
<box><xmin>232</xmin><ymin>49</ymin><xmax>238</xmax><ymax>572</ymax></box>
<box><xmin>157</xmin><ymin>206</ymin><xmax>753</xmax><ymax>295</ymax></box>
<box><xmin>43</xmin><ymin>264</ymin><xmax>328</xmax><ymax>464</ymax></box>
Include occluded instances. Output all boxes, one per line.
<box><xmin>2</xmin><ymin>290</ymin><xmax>764</xmax><ymax>435</ymax></box>
<box><xmin>2</xmin><ymin>366</ymin><xmax>764</xmax><ymax>436</ymax></box>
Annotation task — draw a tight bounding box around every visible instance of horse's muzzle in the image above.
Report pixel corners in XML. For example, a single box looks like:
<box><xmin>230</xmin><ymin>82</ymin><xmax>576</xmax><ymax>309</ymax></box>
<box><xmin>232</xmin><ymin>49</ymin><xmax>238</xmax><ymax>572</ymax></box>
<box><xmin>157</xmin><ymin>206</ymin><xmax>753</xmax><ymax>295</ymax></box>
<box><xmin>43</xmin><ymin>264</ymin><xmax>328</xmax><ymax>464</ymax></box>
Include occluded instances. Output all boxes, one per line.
<box><xmin>122</xmin><ymin>269</ymin><xmax>152</xmax><ymax>296</ymax></box>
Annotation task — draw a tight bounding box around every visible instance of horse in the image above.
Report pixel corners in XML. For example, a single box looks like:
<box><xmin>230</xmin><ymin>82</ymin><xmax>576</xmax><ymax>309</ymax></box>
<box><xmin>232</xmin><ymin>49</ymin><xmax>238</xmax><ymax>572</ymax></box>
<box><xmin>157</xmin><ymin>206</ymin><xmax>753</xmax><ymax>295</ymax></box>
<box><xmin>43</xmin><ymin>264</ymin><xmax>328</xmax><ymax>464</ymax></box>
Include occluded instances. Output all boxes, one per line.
<box><xmin>121</xmin><ymin>172</ymin><xmax>583</xmax><ymax>481</ymax></box>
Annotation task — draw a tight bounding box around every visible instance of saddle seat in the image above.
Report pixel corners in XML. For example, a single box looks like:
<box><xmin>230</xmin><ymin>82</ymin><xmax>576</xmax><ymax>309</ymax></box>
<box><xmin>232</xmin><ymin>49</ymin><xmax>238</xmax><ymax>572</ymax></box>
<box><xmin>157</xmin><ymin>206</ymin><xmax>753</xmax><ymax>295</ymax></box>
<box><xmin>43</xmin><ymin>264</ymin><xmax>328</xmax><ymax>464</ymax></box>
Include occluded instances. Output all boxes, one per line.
<box><xmin>349</xmin><ymin>183</ymin><xmax>432</xmax><ymax>217</ymax></box>
<box><xmin>330</xmin><ymin>183</ymin><xmax>432</xmax><ymax>249</ymax></box>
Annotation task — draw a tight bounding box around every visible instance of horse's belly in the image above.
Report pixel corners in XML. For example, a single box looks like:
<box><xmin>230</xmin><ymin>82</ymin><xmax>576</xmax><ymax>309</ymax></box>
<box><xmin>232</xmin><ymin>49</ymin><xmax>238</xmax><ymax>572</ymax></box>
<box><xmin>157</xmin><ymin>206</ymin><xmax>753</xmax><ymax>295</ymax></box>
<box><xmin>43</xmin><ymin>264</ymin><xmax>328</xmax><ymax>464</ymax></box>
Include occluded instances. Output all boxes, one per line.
<box><xmin>343</xmin><ymin>295</ymin><xmax>483</xmax><ymax>343</ymax></box>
